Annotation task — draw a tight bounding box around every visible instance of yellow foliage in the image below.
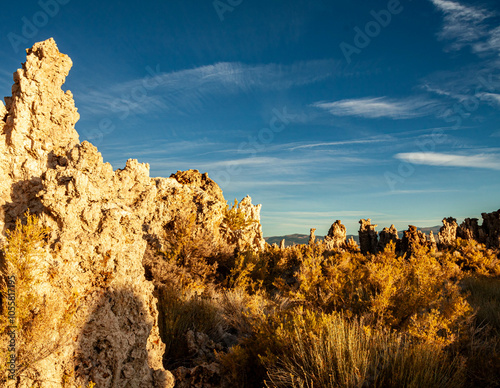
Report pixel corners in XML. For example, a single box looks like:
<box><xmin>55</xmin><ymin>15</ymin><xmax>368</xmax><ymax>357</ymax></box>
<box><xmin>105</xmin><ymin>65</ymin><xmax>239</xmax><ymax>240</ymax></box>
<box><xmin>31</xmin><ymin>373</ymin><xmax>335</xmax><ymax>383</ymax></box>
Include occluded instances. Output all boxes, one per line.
<box><xmin>223</xmin><ymin>199</ymin><xmax>257</xmax><ymax>231</ymax></box>
<box><xmin>0</xmin><ymin>212</ymin><xmax>81</xmax><ymax>384</ymax></box>
<box><xmin>152</xmin><ymin>229</ymin><xmax>500</xmax><ymax>387</ymax></box>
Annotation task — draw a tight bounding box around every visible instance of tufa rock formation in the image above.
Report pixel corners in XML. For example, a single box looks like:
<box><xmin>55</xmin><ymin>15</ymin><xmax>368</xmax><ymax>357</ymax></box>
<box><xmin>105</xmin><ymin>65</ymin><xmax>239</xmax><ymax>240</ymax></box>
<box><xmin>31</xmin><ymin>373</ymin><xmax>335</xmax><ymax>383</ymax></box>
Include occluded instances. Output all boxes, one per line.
<box><xmin>428</xmin><ymin>230</ymin><xmax>438</xmax><ymax>251</ymax></box>
<box><xmin>458</xmin><ymin>218</ymin><xmax>483</xmax><ymax>242</ymax></box>
<box><xmin>438</xmin><ymin>217</ymin><xmax>458</xmax><ymax>248</ymax></box>
<box><xmin>0</xmin><ymin>39</ymin><xmax>265</xmax><ymax>387</ymax></box>
<box><xmin>0</xmin><ymin>38</ymin><xmax>170</xmax><ymax>388</ymax></box>
<box><xmin>454</xmin><ymin>211</ymin><xmax>500</xmax><ymax>249</ymax></box>
<box><xmin>377</xmin><ymin>224</ymin><xmax>400</xmax><ymax>252</ymax></box>
<box><xmin>324</xmin><ymin>220</ymin><xmax>346</xmax><ymax>250</ymax></box>
<box><xmin>481</xmin><ymin>210</ymin><xmax>500</xmax><ymax>249</ymax></box>
<box><xmin>359</xmin><ymin>219</ymin><xmax>378</xmax><ymax>254</ymax></box>
<box><xmin>401</xmin><ymin>225</ymin><xmax>428</xmax><ymax>257</ymax></box>
<box><xmin>308</xmin><ymin>228</ymin><xmax>316</xmax><ymax>245</ymax></box>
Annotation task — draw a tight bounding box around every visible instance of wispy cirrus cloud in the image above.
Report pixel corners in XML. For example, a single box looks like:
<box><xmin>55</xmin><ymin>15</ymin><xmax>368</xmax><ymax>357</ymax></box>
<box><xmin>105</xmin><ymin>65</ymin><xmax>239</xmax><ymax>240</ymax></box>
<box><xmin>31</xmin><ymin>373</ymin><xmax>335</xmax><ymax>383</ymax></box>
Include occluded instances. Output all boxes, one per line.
<box><xmin>266</xmin><ymin>210</ymin><xmax>386</xmax><ymax>218</ymax></box>
<box><xmin>312</xmin><ymin>96</ymin><xmax>439</xmax><ymax>119</ymax></box>
<box><xmin>382</xmin><ymin>189</ymin><xmax>461</xmax><ymax>195</ymax></box>
<box><xmin>395</xmin><ymin>151</ymin><xmax>500</xmax><ymax>170</ymax></box>
<box><xmin>419</xmin><ymin>2</ymin><xmax>500</xmax><ymax>113</ymax></box>
<box><xmin>287</xmin><ymin>136</ymin><xmax>393</xmax><ymax>151</ymax></box>
<box><xmin>478</xmin><ymin>92</ymin><xmax>500</xmax><ymax>106</ymax></box>
<box><xmin>429</xmin><ymin>0</ymin><xmax>497</xmax><ymax>52</ymax></box>
<box><xmin>75</xmin><ymin>59</ymin><xmax>342</xmax><ymax>117</ymax></box>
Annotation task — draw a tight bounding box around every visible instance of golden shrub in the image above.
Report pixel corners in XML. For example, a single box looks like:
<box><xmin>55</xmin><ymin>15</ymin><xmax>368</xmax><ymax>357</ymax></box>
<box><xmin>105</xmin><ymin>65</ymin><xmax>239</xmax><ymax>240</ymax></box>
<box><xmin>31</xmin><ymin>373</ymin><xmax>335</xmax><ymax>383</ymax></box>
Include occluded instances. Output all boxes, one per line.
<box><xmin>0</xmin><ymin>212</ymin><xmax>81</xmax><ymax>384</ymax></box>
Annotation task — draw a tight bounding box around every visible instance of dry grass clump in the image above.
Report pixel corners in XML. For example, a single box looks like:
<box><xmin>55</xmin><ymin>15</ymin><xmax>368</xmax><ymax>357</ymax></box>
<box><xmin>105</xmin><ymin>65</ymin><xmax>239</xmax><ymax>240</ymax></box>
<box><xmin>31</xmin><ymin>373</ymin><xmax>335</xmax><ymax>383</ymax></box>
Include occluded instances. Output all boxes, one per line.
<box><xmin>264</xmin><ymin>310</ymin><xmax>465</xmax><ymax>388</ymax></box>
<box><xmin>157</xmin><ymin>284</ymin><xmax>226</xmax><ymax>369</ymax></box>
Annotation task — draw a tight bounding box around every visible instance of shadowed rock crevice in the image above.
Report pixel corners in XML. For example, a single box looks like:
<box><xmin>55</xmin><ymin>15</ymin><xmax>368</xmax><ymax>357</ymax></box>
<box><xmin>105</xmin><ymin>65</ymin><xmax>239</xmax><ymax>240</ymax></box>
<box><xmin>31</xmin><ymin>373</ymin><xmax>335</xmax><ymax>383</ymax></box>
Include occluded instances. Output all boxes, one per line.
<box><xmin>2</xmin><ymin>178</ymin><xmax>45</xmax><ymax>233</ymax></box>
<box><xmin>359</xmin><ymin>219</ymin><xmax>378</xmax><ymax>254</ymax></box>
<box><xmin>75</xmin><ymin>288</ymin><xmax>174</xmax><ymax>388</ymax></box>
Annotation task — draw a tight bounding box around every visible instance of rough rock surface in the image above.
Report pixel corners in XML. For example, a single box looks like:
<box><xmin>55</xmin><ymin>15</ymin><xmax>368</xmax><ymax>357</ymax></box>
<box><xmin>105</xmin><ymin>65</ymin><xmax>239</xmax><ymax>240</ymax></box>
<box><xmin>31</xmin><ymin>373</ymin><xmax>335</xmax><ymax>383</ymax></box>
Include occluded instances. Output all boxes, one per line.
<box><xmin>428</xmin><ymin>231</ymin><xmax>438</xmax><ymax>251</ymax></box>
<box><xmin>346</xmin><ymin>236</ymin><xmax>359</xmax><ymax>251</ymax></box>
<box><xmin>458</xmin><ymin>218</ymin><xmax>482</xmax><ymax>241</ymax></box>
<box><xmin>438</xmin><ymin>217</ymin><xmax>459</xmax><ymax>248</ymax></box>
<box><xmin>359</xmin><ymin>219</ymin><xmax>378</xmax><ymax>254</ymax></box>
<box><xmin>455</xmin><ymin>211</ymin><xmax>500</xmax><ymax>248</ymax></box>
<box><xmin>0</xmin><ymin>39</ymin><xmax>265</xmax><ymax>387</ymax></box>
<box><xmin>220</xmin><ymin>195</ymin><xmax>265</xmax><ymax>252</ymax></box>
<box><xmin>0</xmin><ymin>38</ymin><xmax>172</xmax><ymax>388</ymax></box>
<box><xmin>378</xmin><ymin>225</ymin><xmax>399</xmax><ymax>252</ymax></box>
<box><xmin>401</xmin><ymin>225</ymin><xmax>427</xmax><ymax>257</ymax></box>
<box><xmin>482</xmin><ymin>210</ymin><xmax>500</xmax><ymax>249</ymax></box>
<box><xmin>144</xmin><ymin>171</ymin><xmax>264</xmax><ymax>254</ymax></box>
<box><xmin>309</xmin><ymin>228</ymin><xmax>316</xmax><ymax>245</ymax></box>
<box><xmin>0</xmin><ymin>39</ymin><xmax>80</xmax><ymax>237</ymax></box>
<box><xmin>324</xmin><ymin>220</ymin><xmax>347</xmax><ymax>250</ymax></box>
<box><xmin>171</xmin><ymin>331</ymin><xmax>226</xmax><ymax>388</ymax></box>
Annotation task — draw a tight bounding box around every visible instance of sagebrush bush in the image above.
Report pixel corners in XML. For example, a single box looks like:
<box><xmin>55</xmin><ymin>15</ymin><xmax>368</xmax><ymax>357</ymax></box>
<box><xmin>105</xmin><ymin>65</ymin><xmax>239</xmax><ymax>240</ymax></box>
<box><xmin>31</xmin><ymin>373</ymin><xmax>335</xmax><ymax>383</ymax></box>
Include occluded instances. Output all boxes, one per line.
<box><xmin>448</xmin><ymin>238</ymin><xmax>500</xmax><ymax>276</ymax></box>
<box><xmin>150</xmin><ymin>223</ymin><xmax>500</xmax><ymax>387</ymax></box>
<box><xmin>157</xmin><ymin>284</ymin><xmax>225</xmax><ymax>369</ymax></box>
<box><xmin>223</xmin><ymin>199</ymin><xmax>257</xmax><ymax>231</ymax></box>
<box><xmin>0</xmin><ymin>212</ymin><xmax>81</xmax><ymax>384</ymax></box>
<box><xmin>273</xmin><ymin>242</ymin><xmax>472</xmax><ymax>344</ymax></box>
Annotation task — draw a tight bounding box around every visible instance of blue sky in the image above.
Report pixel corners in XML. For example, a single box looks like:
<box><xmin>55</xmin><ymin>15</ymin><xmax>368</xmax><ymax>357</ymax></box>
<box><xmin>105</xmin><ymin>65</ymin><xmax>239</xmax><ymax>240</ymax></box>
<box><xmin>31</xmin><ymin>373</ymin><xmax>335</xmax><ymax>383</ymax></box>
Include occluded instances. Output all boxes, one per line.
<box><xmin>1</xmin><ymin>0</ymin><xmax>499</xmax><ymax>236</ymax></box>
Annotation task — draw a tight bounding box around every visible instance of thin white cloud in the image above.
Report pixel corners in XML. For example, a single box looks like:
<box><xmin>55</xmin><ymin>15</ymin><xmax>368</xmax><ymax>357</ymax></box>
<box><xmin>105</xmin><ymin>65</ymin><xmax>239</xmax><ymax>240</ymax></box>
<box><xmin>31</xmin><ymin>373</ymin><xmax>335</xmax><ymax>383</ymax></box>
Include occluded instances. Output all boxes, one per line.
<box><xmin>430</xmin><ymin>0</ymin><xmax>496</xmax><ymax>52</ymax></box>
<box><xmin>266</xmin><ymin>210</ymin><xmax>386</xmax><ymax>218</ymax></box>
<box><xmin>312</xmin><ymin>97</ymin><xmax>438</xmax><ymax>119</ymax></box>
<box><xmin>383</xmin><ymin>189</ymin><xmax>460</xmax><ymax>195</ymax></box>
<box><xmin>200</xmin><ymin>154</ymin><xmax>377</xmax><ymax>176</ymax></box>
<box><xmin>395</xmin><ymin>152</ymin><xmax>500</xmax><ymax>170</ymax></box>
<box><xmin>422</xmin><ymin>84</ymin><xmax>456</xmax><ymax>98</ymax></box>
<box><xmin>420</xmin><ymin>64</ymin><xmax>500</xmax><ymax>113</ymax></box>
<box><xmin>0</xmin><ymin>68</ymin><xmax>13</xmax><ymax>81</ymax></box>
<box><xmin>478</xmin><ymin>92</ymin><xmax>500</xmax><ymax>106</ymax></box>
<box><xmin>202</xmin><ymin>157</ymin><xmax>281</xmax><ymax>169</ymax></box>
<box><xmin>75</xmin><ymin>60</ymin><xmax>341</xmax><ymax>117</ymax></box>
<box><xmin>288</xmin><ymin>136</ymin><xmax>393</xmax><ymax>151</ymax></box>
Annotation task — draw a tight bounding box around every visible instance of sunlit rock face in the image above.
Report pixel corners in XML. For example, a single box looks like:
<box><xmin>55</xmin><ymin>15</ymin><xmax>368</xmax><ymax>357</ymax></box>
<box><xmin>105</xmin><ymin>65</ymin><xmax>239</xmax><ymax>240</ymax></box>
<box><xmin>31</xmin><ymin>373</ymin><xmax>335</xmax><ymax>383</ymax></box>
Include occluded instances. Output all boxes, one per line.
<box><xmin>0</xmin><ymin>38</ymin><xmax>80</xmax><ymax>236</ymax></box>
<box><xmin>0</xmin><ymin>38</ymin><xmax>265</xmax><ymax>387</ymax></box>
<box><xmin>324</xmin><ymin>220</ymin><xmax>347</xmax><ymax>250</ymax></box>
<box><xmin>438</xmin><ymin>217</ymin><xmax>459</xmax><ymax>248</ymax></box>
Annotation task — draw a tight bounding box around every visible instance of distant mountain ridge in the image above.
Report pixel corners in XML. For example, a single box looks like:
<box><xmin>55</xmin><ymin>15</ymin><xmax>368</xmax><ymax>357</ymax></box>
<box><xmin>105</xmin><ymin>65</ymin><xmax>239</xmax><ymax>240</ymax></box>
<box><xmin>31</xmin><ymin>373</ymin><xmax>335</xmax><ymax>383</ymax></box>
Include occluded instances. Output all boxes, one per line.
<box><xmin>265</xmin><ymin>226</ymin><xmax>442</xmax><ymax>247</ymax></box>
